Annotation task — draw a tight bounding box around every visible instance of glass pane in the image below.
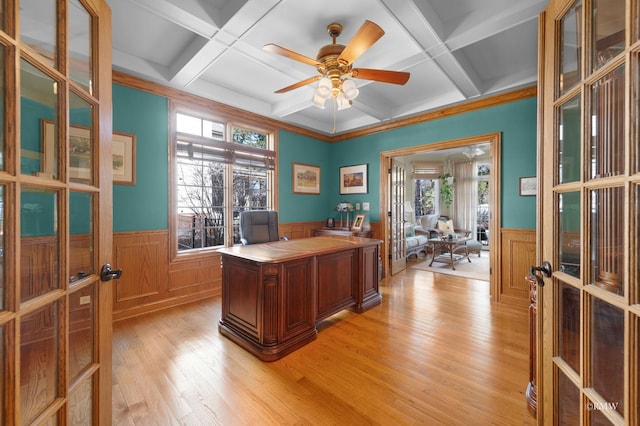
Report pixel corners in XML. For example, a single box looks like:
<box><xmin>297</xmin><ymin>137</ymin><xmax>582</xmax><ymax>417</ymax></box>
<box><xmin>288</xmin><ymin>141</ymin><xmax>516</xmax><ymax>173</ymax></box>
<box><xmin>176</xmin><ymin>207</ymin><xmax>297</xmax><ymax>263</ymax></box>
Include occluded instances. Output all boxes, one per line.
<box><xmin>558</xmin><ymin>95</ymin><xmax>581</xmax><ymax>184</ymax></box>
<box><xmin>592</xmin><ymin>0</ymin><xmax>625</xmax><ymax>70</ymax></box>
<box><xmin>20</xmin><ymin>301</ymin><xmax>59</xmax><ymax>425</ymax></box>
<box><xmin>636</xmin><ymin>184</ymin><xmax>640</xmax><ymax>304</ymax></box>
<box><xmin>176</xmin><ymin>147</ymin><xmax>224</xmax><ymax>251</ymax></box>
<box><xmin>69</xmin><ymin>192</ymin><xmax>93</xmax><ymax>280</ymax></box>
<box><xmin>637</xmin><ymin>320</ymin><xmax>640</xmax><ymax>415</ymax></box>
<box><xmin>69</xmin><ymin>285</ymin><xmax>94</xmax><ymax>380</ymax></box>
<box><xmin>558</xmin><ymin>282</ymin><xmax>580</xmax><ymax>372</ymax></box>
<box><xmin>0</xmin><ymin>323</ymin><xmax>4</xmax><ymax>426</ymax></box>
<box><xmin>0</xmin><ymin>42</ymin><xmax>4</xmax><ymax>171</ymax></box>
<box><xmin>0</xmin><ymin>185</ymin><xmax>4</xmax><ymax>310</ymax></box>
<box><xmin>559</xmin><ymin>191</ymin><xmax>581</xmax><ymax>277</ymax></box>
<box><xmin>19</xmin><ymin>0</ymin><xmax>57</xmax><ymax>68</ymax></box>
<box><xmin>69</xmin><ymin>91</ymin><xmax>93</xmax><ymax>184</ymax></box>
<box><xmin>233</xmin><ymin>165</ymin><xmax>268</xmax><ymax>244</ymax></box>
<box><xmin>635</xmin><ymin>54</ymin><xmax>640</xmax><ymax>175</ymax></box>
<box><xmin>69</xmin><ymin>0</ymin><xmax>92</xmax><ymax>94</ymax></box>
<box><xmin>20</xmin><ymin>188</ymin><xmax>58</xmax><ymax>303</ymax></box>
<box><xmin>560</xmin><ymin>1</ymin><xmax>582</xmax><ymax>95</ymax></box>
<box><xmin>21</xmin><ymin>59</ymin><xmax>58</xmax><ymax>178</ymax></box>
<box><xmin>590</xmin><ymin>65</ymin><xmax>625</xmax><ymax>179</ymax></box>
<box><xmin>232</xmin><ymin>127</ymin><xmax>267</xmax><ymax>149</ymax></box>
<box><xmin>0</xmin><ymin>1</ymin><xmax>4</xmax><ymax>32</ymax></box>
<box><xmin>590</xmin><ymin>187</ymin><xmax>624</xmax><ymax>295</ymax></box>
<box><xmin>557</xmin><ymin>366</ymin><xmax>580</xmax><ymax>424</ymax></box>
<box><xmin>591</xmin><ymin>297</ymin><xmax>624</xmax><ymax>416</ymax></box>
<box><xmin>69</xmin><ymin>375</ymin><xmax>92</xmax><ymax>425</ymax></box>
<box><xmin>590</xmin><ymin>408</ymin><xmax>615</xmax><ymax>425</ymax></box>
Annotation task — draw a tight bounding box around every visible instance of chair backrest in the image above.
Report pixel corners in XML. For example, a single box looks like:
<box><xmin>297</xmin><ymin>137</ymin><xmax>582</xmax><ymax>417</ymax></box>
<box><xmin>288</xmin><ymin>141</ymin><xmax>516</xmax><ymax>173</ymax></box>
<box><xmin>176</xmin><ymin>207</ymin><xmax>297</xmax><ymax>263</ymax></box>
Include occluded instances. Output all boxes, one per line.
<box><xmin>239</xmin><ymin>210</ymin><xmax>280</xmax><ymax>245</ymax></box>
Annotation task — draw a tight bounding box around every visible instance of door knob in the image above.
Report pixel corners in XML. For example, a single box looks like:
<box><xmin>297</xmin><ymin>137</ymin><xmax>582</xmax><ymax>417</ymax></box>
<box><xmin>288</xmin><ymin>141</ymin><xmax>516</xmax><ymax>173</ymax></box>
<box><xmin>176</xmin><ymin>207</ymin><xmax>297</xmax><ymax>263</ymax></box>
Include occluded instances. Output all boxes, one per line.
<box><xmin>529</xmin><ymin>261</ymin><xmax>552</xmax><ymax>286</ymax></box>
<box><xmin>100</xmin><ymin>264</ymin><xmax>123</xmax><ymax>282</ymax></box>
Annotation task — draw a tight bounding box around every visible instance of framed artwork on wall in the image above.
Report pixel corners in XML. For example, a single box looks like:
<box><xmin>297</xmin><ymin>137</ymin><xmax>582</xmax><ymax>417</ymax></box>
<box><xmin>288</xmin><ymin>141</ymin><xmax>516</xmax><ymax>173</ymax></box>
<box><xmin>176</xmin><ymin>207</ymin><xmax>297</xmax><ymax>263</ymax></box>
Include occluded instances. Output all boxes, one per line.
<box><xmin>519</xmin><ymin>176</ymin><xmax>537</xmax><ymax>196</ymax></box>
<box><xmin>41</xmin><ymin>119</ymin><xmax>136</xmax><ymax>184</ymax></box>
<box><xmin>292</xmin><ymin>162</ymin><xmax>320</xmax><ymax>194</ymax></box>
<box><xmin>339</xmin><ymin>163</ymin><xmax>368</xmax><ymax>194</ymax></box>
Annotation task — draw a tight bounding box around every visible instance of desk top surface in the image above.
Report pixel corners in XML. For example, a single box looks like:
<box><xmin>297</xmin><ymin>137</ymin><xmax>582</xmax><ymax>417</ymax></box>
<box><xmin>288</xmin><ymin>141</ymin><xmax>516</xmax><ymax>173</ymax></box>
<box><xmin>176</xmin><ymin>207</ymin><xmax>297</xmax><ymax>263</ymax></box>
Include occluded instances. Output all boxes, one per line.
<box><xmin>218</xmin><ymin>236</ymin><xmax>381</xmax><ymax>263</ymax></box>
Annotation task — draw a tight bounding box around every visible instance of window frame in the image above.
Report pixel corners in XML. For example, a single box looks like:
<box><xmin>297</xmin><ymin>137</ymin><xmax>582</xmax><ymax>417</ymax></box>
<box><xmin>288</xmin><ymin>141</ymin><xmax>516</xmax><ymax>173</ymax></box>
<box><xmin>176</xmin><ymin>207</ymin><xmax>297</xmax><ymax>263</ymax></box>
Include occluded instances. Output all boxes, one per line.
<box><xmin>169</xmin><ymin>103</ymin><xmax>277</xmax><ymax>259</ymax></box>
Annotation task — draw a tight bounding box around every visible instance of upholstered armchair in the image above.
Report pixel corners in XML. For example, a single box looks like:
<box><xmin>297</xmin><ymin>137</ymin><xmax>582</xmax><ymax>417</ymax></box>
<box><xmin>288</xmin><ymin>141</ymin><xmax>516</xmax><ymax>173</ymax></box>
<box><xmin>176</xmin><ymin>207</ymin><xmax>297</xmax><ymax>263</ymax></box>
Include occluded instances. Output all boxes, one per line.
<box><xmin>239</xmin><ymin>210</ymin><xmax>284</xmax><ymax>245</ymax></box>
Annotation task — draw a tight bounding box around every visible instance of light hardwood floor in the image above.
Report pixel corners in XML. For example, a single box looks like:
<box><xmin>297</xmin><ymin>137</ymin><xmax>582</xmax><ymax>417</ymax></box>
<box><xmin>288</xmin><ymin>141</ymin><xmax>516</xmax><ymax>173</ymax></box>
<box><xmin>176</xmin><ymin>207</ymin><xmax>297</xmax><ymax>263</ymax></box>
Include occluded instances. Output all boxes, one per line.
<box><xmin>112</xmin><ymin>267</ymin><xmax>536</xmax><ymax>425</ymax></box>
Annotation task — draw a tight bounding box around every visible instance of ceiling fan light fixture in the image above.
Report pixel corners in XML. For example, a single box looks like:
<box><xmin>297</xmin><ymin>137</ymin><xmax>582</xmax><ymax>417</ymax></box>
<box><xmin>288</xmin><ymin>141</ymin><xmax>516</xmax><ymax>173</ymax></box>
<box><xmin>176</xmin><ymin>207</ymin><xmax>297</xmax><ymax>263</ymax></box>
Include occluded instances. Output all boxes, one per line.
<box><xmin>312</xmin><ymin>92</ymin><xmax>327</xmax><ymax>108</ymax></box>
<box><xmin>335</xmin><ymin>92</ymin><xmax>351</xmax><ymax>110</ymax></box>
<box><xmin>341</xmin><ymin>78</ymin><xmax>359</xmax><ymax>100</ymax></box>
<box><xmin>462</xmin><ymin>146</ymin><xmax>485</xmax><ymax>159</ymax></box>
<box><xmin>316</xmin><ymin>77</ymin><xmax>332</xmax><ymax>98</ymax></box>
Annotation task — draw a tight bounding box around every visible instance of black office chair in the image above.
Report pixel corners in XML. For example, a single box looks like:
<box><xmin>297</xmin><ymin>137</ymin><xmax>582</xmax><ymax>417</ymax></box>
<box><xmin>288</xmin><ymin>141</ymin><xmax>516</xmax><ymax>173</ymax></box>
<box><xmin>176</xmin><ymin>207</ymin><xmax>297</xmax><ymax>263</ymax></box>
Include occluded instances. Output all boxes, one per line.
<box><xmin>239</xmin><ymin>210</ymin><xmax>284</xmax><ymax>245</ymax></box>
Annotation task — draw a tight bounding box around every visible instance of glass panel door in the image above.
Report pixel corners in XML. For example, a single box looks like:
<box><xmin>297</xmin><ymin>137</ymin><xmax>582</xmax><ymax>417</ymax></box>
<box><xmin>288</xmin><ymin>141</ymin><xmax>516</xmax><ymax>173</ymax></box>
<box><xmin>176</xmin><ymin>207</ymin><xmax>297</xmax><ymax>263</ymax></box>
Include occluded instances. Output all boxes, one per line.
<box><xmin>540</xmin><ymin>0</ymin><xmax>636</xmax><ymax>423</ymax></box>
<box><xmin>0</xmin><ymin>0</ymin><xmax>113</xmax><ymax>424</ymax></box>
<box><xmin>389</xmin><ymin>158</ymin><xmax>406</xmax><ymax>275</ymax></box>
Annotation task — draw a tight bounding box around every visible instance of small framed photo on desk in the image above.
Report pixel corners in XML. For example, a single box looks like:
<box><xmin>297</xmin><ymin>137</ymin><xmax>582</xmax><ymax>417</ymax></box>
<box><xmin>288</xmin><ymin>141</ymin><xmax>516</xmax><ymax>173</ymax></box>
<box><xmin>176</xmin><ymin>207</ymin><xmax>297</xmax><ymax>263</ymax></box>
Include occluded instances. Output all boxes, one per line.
<box><xmin>352</xmin><ymin>214</ymin><xmax>365</xmax><ymax>231</ymax></box>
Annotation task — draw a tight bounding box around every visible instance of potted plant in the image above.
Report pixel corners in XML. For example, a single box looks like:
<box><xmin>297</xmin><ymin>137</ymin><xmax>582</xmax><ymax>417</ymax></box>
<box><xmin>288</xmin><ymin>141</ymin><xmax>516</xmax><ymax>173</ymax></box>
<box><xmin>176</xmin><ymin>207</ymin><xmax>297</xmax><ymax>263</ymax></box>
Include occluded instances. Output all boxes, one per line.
<box><xmin>439</xmin><ymin>174</ymin><xmax>455</xmax><ymax>208</ymax></box>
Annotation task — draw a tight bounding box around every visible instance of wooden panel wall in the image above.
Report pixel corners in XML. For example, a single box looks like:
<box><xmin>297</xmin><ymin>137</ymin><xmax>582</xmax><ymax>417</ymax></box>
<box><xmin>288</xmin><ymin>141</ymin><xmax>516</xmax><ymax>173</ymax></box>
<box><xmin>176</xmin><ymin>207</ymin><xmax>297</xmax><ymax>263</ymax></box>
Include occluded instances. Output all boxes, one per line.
<box><xmin>280</xmin><ymin>221</ymin><xmax>382</xmax><ymax>241</ymax></box>
<box><xmin>111</xmin><ymin>222</ymin><xmax>383</xmax><ymax>320</ymax></box>
<box><xmin>21</xmin><ymin>225</ymin><xmax>526</xmax><ymax>322</ymax></box>
<box><xmin>499</xmin><ymin>228</ymin><xmax>536</xmax><ymax>307</ymax></box>
<box><xmin>112</xmin><ymin>231</ymin><xmax>221</xmax><ymax>321</ymax></box>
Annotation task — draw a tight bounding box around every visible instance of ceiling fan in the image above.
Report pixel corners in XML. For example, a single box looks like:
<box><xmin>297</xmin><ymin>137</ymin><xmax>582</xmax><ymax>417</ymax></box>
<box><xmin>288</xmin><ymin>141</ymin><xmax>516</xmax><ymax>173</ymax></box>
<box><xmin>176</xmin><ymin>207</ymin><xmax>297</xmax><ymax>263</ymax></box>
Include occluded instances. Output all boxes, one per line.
<box><xmin>264</xmin><ymin>20</ymin><xmax>410</xmax><ymax>109</ymax></box>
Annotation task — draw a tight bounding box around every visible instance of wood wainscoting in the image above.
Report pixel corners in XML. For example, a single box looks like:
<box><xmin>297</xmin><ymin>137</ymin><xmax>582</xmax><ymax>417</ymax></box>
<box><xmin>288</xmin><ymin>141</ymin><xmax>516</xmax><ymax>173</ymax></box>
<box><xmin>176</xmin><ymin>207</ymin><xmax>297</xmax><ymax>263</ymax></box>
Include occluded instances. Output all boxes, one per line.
<box><xmin>280</xmin><ymin>221</ymin><xmax>382</xmax><ymax>244</ymax></box>
<box><xmin>112</xmin><ymin>222</ymin><xmax>381</xmax><ymax>321</ymax></box>
<box><xmin>112</xmin><ymin>230</ymin><xmax>221</xmax><ymax>321</ymax></box>
<box><xmin>499</xmin><ymin>228</ymin><xmax>536</xmax><ymax>307</ymax></box>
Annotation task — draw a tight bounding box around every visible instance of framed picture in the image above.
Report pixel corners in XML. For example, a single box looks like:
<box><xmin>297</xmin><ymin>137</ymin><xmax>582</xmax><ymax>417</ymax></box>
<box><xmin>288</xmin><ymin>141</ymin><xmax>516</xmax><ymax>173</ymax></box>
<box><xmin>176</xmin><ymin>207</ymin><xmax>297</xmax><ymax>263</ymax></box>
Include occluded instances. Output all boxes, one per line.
<box><xmin>339</xmin><ymin>163</ymin><xmax>368</xmax><ymax>194</ymax></box>
<box><xmin>519</xmin><ymin>176</ymin><xmax>537</xmax><ymax>196</ymax></box>
<box><xmin>41</xmin><ymin>120</ymin><xmax>136</xmax><ymax>184</ymax></box>
<box><xmin>352</xmin><ymin>214</ymin><xmax>366</xmax><ymax>231</ymax></box>
<box><xmin>292</xmin><ymin>162</ymin><xmax>320</xmax><ymax>194</ymax></box>
<box><xmin>112</xmin><ymin>131</ymin><xmax>136</xmax><ymax>185</ymax></box>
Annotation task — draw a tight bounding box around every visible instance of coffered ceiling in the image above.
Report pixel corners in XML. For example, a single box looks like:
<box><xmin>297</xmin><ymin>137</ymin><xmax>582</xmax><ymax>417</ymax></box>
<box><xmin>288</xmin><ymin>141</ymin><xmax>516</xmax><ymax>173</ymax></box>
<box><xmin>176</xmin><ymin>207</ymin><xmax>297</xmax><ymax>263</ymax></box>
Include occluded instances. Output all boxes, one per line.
<box><xmin>106</xmin><ymin>0</ymin><xmax>548</xmax><ymax>135</ymax></box>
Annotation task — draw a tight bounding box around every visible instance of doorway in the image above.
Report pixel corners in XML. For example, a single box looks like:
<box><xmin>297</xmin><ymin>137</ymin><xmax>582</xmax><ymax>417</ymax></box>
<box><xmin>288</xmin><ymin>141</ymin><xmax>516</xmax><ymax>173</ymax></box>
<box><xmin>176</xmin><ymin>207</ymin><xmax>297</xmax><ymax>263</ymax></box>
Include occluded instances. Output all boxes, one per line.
<box><xmin>380</xmin><ymin>132</ymin><xmax>501</xmax><ymax>301</ymax></box>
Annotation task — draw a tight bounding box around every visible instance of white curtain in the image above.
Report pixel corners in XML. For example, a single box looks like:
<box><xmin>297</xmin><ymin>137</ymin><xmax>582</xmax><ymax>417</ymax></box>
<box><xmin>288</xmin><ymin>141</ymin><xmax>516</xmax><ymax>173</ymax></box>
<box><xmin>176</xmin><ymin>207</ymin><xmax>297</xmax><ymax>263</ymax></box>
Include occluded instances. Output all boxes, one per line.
<box><xmin>453</xmin><ymin>160</ymin><xmax>478</xmax><ymax>238</ymax></box>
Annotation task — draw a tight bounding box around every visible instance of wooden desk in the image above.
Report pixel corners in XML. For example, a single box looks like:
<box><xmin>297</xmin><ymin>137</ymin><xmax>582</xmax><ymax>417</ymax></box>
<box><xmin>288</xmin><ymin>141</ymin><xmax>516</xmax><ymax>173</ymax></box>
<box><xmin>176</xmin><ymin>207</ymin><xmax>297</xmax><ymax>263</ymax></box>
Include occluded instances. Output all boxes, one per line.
<box><xmin>218</xmin><ymin>236</ymin><xmax>382</xmax><ymax>361</ymax></box>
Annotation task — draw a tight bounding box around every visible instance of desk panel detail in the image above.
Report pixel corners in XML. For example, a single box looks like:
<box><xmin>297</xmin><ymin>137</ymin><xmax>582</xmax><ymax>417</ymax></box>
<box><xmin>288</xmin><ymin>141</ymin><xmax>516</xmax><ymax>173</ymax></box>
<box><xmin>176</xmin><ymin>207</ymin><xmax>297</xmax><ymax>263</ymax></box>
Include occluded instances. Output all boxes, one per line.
<box><xmin>218</xmin><ymin>237</ymin><xmax>382</xmax><ymax>361</ymax></box>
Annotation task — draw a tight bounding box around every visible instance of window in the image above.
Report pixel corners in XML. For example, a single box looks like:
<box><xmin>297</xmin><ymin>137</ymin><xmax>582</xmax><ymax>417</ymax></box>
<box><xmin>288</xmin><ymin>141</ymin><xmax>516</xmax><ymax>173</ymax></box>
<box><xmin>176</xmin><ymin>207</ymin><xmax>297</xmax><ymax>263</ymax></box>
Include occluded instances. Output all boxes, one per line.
<box><xmin>174</xmin><ymin>112</ymin><xmax>275</xmax><ymax>253</ymax></box>
<box><xmin>476</xmin><ymin>162</ymin><xmax>490</xmax><ymax>245</ymax></box>
<box><xmin>414</xmin><ymin>179</ymin><xmax>439</xmax><ymax>217</ymax></box>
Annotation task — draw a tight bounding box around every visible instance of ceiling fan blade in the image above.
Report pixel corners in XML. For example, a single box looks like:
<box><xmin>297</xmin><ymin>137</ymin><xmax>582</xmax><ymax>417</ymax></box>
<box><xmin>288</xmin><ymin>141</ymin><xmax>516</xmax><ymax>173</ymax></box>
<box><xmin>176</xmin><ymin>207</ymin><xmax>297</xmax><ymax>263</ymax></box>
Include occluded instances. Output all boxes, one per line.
<box><xmin>274</xmin><ymin>75</ymin><xmax>322</xmax><ymax>93</ymax></box>
<box><xmin>263</xmin><ymin>43</ymin><xmax>321</xmax><ymax>67</ymax></box>
<box><xmin>338</xmin><ymin>20</ymin><xmax>385</xmax><ymax>65</ymax></box>
<box><xmin>351</xmin><ymin>68</ymin><xmax>410</xmax><ymax>85</ymax></box>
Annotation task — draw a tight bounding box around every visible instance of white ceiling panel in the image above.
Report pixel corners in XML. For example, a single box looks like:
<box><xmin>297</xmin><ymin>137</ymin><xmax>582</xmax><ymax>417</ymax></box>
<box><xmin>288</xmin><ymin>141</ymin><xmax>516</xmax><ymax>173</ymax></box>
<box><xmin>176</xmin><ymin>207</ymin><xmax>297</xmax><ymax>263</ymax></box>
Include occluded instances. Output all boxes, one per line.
<box><xmin>107</xmin><ymin>0</ymin><xmax>548</xmax><ymax>135</ymax></box>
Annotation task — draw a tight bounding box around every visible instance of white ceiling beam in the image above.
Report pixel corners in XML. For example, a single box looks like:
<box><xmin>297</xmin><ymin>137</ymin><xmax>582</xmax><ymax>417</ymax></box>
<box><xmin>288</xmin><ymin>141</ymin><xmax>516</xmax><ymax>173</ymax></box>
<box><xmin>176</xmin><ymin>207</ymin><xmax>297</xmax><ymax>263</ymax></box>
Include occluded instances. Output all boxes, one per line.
<box><xmin>124</xmin><ymin>0</ymin><xmax>220</xmax><ymax>38</ymax></box>
<box><xmin>383</xmin><ymin>0</ymin><xmax>483</xmax><ymax>98</ymax></box>
<box><xmin>167</xmin><ymin>0</ymin><xmax>281</xmax><ymax>87</ymax></box>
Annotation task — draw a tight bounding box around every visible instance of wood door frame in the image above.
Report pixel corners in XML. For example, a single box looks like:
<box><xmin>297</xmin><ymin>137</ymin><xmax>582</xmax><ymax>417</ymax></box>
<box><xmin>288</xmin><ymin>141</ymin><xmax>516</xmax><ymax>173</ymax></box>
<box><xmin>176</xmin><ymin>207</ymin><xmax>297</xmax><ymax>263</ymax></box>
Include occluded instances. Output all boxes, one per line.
<box><xmin>379</xmin><ymin>132</ymin><xmax>501</xmax><ymax>301</ymax></box>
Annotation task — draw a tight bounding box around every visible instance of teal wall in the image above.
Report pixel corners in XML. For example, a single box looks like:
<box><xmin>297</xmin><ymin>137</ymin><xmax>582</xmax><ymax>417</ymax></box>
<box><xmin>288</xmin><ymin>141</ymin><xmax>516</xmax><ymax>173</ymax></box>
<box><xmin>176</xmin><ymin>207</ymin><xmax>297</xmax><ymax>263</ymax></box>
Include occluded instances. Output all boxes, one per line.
<box><xmin>112</xmin><ymin>84</ymin><xmax>168</xmax><ymax>232</ymax></box>
<box><xmin>320</xmin><ymin>97</ymin><xmax>538</xmax><ymax>229</ymax></box>
<box><xmin>277</xmin><ymin>131</ymin><xmax>332</xmax><ymax>222</ymax></box>
<box><xmin>111</xmin><ymin>84</ymin><xmax>537</xmax><ymax>232</ymax></box>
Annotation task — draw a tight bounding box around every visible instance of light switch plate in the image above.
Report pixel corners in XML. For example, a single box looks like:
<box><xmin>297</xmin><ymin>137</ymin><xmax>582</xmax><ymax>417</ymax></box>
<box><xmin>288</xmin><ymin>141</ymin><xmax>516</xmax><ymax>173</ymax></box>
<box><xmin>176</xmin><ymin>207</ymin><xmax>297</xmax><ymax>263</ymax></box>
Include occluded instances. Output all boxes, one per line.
<box><xmin>362</xmin><ymin>202</ymin><xmax>370</xmax><ymax>211</ymax></box>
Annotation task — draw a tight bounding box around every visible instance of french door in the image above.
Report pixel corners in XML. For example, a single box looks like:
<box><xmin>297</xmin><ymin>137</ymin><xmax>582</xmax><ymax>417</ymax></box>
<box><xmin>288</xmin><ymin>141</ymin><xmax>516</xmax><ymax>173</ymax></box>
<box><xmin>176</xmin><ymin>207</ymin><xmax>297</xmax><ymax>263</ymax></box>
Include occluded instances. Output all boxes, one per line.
<box><xmin>0</xmin><ymin>0</ymin><xmax>113</xmax><ymax>424</ymax></box>
<box><xmin>539</xmin><ymin>0</ymin><xmax>638</xmax><ymax>423</ymax></box>
<box><xmin>389</xmin><ymin>158</ymin><xmax>406</xmax><ymax>275</ymax></box>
